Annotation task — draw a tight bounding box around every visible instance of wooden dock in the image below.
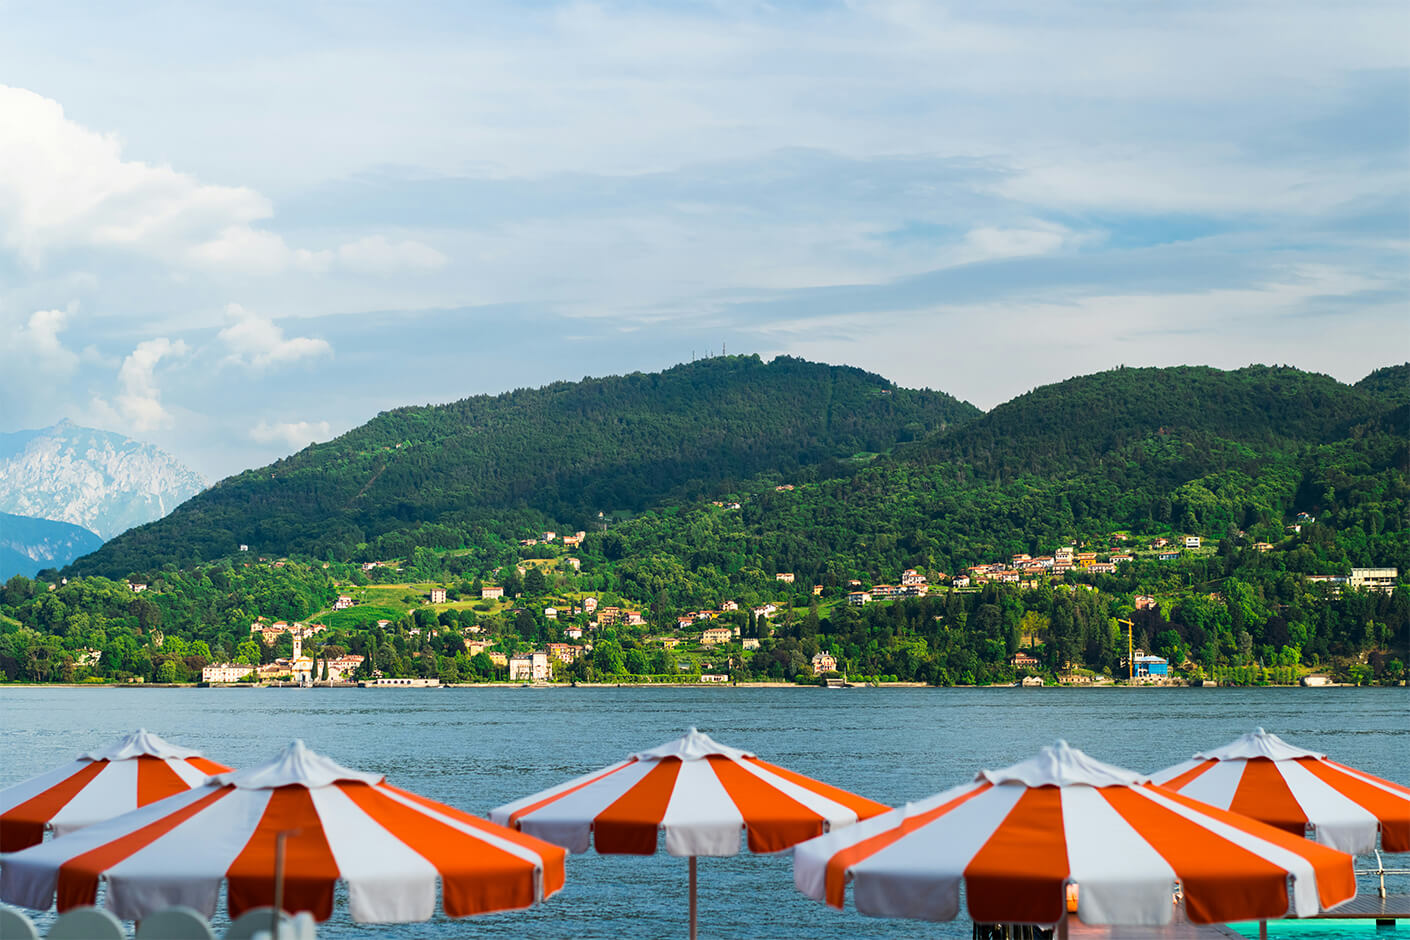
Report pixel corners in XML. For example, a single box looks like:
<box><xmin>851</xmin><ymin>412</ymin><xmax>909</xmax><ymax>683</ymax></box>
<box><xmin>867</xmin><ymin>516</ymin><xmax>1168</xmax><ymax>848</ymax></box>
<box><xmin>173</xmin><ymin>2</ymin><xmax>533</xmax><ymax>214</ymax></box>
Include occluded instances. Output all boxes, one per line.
<box><xmin>1318</xmin><ymin>894</ymin><xmax>1410</xmax><ymax>920</ymax></box>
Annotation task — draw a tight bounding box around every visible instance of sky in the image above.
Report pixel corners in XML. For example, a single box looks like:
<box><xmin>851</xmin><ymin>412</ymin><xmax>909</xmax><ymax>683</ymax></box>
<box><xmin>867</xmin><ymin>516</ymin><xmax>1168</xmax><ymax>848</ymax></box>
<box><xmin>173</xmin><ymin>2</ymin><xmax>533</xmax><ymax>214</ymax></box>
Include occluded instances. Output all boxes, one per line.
<box><xmin>1</xmin><ymin>0</ymin><xmax>1406</xmax><ymax>481</ymax></box>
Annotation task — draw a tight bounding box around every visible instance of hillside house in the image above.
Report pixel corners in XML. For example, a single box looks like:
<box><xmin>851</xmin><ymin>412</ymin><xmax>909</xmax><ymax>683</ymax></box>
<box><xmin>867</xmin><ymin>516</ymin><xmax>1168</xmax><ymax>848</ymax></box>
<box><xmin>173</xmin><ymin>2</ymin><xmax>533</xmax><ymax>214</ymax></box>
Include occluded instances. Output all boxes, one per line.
<box><xmin>742</xmin><ymin>638</ymin><xmax>760</xmax><ymax>650</ymax></box>
<box><xmin>583</xmin><ymin>597</ymin><xmax>599</xmax><ymax>613</ymax></box>
<box><xmin>625</xmin><ymin>611</ymin><xmax>646</xmax><ymax>626</ymax></box>
<box><xmin>429</xmin><ymin>587</ymin><xmax>446</xmax><ymax>604</ymax></box>
<box><xmin>1158</xmin><ymin>551</ymin><xmax>1181</xmax><ymax>562</ymax></box>
<box><xmin>847</xmin><ymin>591</ymin><xmax>872</xmax><ymax>606</ymax></box>
<box><xmin>810</xmin><ymin>651</ymin><xmax>837</xmax><ymax>674</ymax></box>
<box><xmin>701</xmin><ymin>626</ymin><xmax>734</xmax><ymax>646</ymax></box>
<box><xmin>901</xmin><ymin>569</ymin><xmax>927</xmax><ymax>586</ymax></box>
<box><xmin>1184</xmin><ymin>536</ymin><xmax>1202</xmax><ymax>549</ymax></box>
<box><xmin>951</xmin><ymin>576</ymin><xmax>971</xmax><ymax>589</ymax></box>
<box><xmin>547</xmin><ymin>643</ymin><xmax>581</xmax><ymax>664</ymax></box>
<box><xmin>565</xmin><ymin>626</ymin><xmax>583</xmax><ymax>640</ymax></box>
<box><xmin>775</xmin><ymin>572</ymin><xmax>795</xmax><ymax>583</ymax></box>
<box><xmin>812</xmin><ymin>584</ymin><xmax>824</xmax><ymax>595</ymax></box>
<box><xmin>544</xmin><ymin>607</ymin><xmax>558</xmax><ymax>619</ymax></box>
<box><xmin>1254</xmin><ymin>542</ymin><xmax>1273</xmax><ymax>552</ymax></box>
<box><xmin>1134</xmin><ymin>595</ymin><xmax>1156</xmax><ymax>610</ymax></box>
<box><xmin>487</xmin><ymin>651</ymin><xmax>508</xmax><ymax>667</ymax></box>
<box><xmin>333</xmin><ymin>595</ymin><xmax>354</xmax><ymax>610</ymax></box>
<box><xmin>720</xmin><ymin>600</ymin><xmax>739</xmax><ymax>611</ymax></box>
<box><xmin>481</xmin><ymin>585</ymin><xmax>504</xmax><ymax>599</ymax></box>
<box><xmin>1010</xmin><ymin>652</ymin><xmax>1039</xmax><ymax>669</ymax></box>
<box><xmin>542</xmin><ymin>531</ymin><xmax>556</xmax><ymax>542</ymax></box>
<box><xmin>1350</xmin><ymin>567</ymin><xmax>1398</xmax><ymax>592</ymax></box>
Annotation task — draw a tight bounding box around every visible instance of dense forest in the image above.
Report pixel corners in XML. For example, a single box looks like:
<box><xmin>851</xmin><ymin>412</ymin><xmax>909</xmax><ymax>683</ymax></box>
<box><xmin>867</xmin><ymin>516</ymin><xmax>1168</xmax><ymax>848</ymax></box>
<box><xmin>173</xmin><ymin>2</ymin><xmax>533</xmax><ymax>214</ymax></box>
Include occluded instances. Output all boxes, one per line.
<box><xmin>70</xmin><ymin>357</ymin><xmax>976</xmax><ymax>576</ymax></box>
<box><xmin>3</xmin><ymin>359</ymin><xmax>1403</xmax><ymax>687</ymax></box>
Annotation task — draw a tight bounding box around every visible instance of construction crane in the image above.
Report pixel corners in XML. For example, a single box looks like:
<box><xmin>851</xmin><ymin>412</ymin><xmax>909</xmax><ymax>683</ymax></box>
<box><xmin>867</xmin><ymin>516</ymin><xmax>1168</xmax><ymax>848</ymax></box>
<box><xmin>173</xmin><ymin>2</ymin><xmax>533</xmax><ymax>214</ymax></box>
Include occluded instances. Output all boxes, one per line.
<box><xmin>1116</xmin><ymin>619</ymin><xmax>1134</xmax><ymax>682</ymax></box>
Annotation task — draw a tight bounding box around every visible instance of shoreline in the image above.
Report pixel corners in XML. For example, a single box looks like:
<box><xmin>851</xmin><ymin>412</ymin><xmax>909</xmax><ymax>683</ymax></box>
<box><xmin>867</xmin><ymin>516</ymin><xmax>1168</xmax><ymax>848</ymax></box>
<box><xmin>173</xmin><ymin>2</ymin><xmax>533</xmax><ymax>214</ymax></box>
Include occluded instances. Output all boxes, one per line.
<box><xmin>0</xmin><ymin>680</ymin><xmax>1379</xmax><ymax>690</ymax></box>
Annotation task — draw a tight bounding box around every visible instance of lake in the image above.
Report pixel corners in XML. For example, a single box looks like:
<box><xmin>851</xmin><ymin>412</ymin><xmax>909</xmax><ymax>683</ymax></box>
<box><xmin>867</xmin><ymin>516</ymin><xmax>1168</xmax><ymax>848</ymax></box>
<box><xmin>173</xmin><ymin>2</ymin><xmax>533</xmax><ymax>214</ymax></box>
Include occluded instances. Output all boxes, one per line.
<box><xmin>1</xmin><ymin>686</ymin><xmax>1406</xmax><ymax>938</ymax></box>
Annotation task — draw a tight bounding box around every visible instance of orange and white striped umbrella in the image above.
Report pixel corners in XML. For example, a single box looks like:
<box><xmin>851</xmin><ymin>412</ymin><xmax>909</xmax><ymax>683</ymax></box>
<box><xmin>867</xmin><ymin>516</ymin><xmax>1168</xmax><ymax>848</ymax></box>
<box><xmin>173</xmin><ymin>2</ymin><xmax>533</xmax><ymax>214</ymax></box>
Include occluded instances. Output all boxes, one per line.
<box><xmin>490</xmin><ymin>727</ymin><xmax>889</xmax><ymax>939</ymax></box>
<box><xmin>794</xmin><ymin>741</ymin><xmax>1356</xmax><ymax>928</ymax></box>
<box><xmin>0</xmin><ymin>740</ymin><xmax>566</xmax><ymax>924</ymax></box>
<box><xmin>0</xmin><ymin>730</ymin><xmax>228</xmax><ymax>851</ymax></box>
<box><xmin>489</xmin><ymin>727</ymin><xmax>889</xmax><ymax>857</ymax></box>
<box><xmin>1151</xmin><ymin>727</ymin><xmax>1410</xmax><ymax>855</ymax></box>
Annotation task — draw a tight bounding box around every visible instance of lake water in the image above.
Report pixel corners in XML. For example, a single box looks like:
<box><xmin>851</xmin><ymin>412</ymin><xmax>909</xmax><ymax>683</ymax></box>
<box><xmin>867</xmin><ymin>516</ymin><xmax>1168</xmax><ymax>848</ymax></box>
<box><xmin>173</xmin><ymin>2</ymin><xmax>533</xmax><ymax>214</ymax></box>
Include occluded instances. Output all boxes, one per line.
<box><xmin>1</xmin><ymin>686</ymin><xmax>1406</xmax><ymax>938</ymax></box>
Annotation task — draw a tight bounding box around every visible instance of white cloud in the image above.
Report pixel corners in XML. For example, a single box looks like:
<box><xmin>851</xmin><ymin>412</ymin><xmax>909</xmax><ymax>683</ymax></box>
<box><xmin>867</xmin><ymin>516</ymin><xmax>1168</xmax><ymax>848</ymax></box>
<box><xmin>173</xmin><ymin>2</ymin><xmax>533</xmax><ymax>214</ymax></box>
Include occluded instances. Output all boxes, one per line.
<box><xmin>250</xmin><ymin>419</ymin><xmax>333</xmax><ymax>448</ymax></box>
<box><xmin>218</xmin><ymin>303</ymin><xmax>332</xmax><ymax>368</ymax></box>
<box><xmin>10</xmin><ymin>308</ymin><xmax>80</xmax><ymax>375</ymax></box>
<box><xmin>0</xmin><ymin>85</ymin><xmax>273</xmax><ymax>268</ymax></box>
<box><xmin>335</xmin><ymin>235</ymin><xmax>446</xmax><ymax>274</ymax></box>
<box><xmin>91</xmin><ymin>337</ymin><xmax>189</xmax><ymax>432</ymax></box>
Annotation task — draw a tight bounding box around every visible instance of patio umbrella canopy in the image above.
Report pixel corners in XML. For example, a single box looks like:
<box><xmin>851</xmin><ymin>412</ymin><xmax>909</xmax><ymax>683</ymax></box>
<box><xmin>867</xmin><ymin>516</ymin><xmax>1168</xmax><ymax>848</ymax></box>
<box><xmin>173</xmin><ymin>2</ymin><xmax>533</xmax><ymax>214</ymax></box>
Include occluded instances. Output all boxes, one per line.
<box><xmin>0</xmin><ymin>740</ymin><xmax>566</xmax><ymax>924</ymax></box>
<box><xmin>489</xmin><ymin>727</ymin><xmax>889</xmax><ymax>855</ymax></box>
<box><xmin>794</xmin><ymin>740</ymin><xmax>1357</xmax><ymax>928</ymax></box>
<box><xmin>0</xmin><ymin>729</ymin><xmax>229</xmax><ymax>852</ymax></box>
<box><xmin>489</xmin><ymin>727</ymin><xmax>889</xmax><ymax>937</ymax></box>
<box><xmin>1150</xmin><ymin>727</ymin><xmax>1410</xmax><ymax>854</ymax></box>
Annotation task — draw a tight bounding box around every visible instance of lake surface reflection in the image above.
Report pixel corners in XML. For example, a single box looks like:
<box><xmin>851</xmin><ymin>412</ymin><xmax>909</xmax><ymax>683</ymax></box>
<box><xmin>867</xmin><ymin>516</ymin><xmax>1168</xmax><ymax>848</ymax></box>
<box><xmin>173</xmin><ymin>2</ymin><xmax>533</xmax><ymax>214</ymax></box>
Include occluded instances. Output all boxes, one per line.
<box><xmin>2</xmin><ymin>686</ymin><xmax>1406</xmax><ymax>938</ymax></box>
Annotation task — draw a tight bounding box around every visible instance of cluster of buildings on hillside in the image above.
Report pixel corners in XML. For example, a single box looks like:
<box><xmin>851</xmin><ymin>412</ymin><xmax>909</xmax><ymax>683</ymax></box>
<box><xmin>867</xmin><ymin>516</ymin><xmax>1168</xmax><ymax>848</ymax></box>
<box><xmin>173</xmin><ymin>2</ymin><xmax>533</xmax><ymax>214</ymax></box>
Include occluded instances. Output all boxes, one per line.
<box><xmin>519</xmin><ymin>530</ymin><xmax>587</xmax><ymax>547</ymax></box>
<box><xmin>202</xmin><ymin>629</ymin><xmax>365</xmax><ymax>684</ymax></box>
<box><xmin>846</xmin><ymin>569</ymin><xmax>933</xmax><ymax>606</ymax></box>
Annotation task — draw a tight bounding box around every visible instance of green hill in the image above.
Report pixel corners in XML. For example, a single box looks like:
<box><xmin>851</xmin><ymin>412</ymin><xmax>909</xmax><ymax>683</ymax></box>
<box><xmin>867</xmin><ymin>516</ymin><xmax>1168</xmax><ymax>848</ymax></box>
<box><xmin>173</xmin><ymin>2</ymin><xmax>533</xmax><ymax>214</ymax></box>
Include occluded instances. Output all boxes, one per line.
<box><xmin>596</xmin><ymin>364</ymin><xmax>1409</xmax><ymax>598</ymax></box>
<box><xmin>69</xmin><ymin>356</ymin><xmax>977</xmax><ymax>577</ymax></box>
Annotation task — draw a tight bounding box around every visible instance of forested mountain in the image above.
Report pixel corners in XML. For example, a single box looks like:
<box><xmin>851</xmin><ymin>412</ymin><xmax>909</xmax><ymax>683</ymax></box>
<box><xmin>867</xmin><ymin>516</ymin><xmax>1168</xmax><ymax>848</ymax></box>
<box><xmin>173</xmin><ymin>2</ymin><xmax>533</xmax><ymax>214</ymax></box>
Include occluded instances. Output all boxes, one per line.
<box><xmin>70</xmin><ymin>356</ymin><xmax>977</xmax><ymax>577</ymax></box>
<box><xmin>600</xmin><ymin>365</ymin><xmax>1409</xmax><ymax>597</ymax></box>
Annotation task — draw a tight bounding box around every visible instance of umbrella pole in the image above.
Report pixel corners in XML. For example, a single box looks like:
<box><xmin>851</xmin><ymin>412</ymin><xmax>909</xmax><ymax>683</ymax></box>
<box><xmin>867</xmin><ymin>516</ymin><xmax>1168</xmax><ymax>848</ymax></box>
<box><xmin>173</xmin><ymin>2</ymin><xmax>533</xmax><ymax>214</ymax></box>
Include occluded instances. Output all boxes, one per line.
<box><xmin>1056</xmin><ymin>913</ymin><xmax>1069</xmax><ymax>940</ymax></box>
<box><xmin>1258</xmin><ymin>920</ymin><xmax>1267</xmax><ymax>940</ymax></box>
<box><xmin>273</xmin><ymin>830</ymin><xmax>288</xmax><ymax>939</ymax></box>
<box><xmin>689</xmin><ymin>855</ymin><xmax>698</xmax><ymax>940</ymax></box>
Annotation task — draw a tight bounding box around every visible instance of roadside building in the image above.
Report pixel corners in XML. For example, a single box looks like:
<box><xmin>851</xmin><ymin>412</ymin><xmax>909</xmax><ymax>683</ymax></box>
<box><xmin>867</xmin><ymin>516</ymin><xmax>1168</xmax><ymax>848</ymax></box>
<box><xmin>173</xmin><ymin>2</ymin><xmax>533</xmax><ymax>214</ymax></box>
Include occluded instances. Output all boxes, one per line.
<box><xmin>202</xmin><ymin>663</ymin><xmax>253</xmax><ymax>683</ymax></box>
<box><xmin>509</xmin><ymin>651</ymin><xmax>551</xmax><ymax>682</ymax></box>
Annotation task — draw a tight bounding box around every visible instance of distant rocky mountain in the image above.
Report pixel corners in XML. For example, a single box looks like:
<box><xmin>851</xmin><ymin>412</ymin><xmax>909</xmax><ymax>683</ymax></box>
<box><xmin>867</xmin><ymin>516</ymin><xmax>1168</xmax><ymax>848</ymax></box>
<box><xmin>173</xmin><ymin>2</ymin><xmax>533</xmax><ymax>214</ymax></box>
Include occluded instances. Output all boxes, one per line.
<box><xmin>0</xmin><ymin>510</ymin><xmax>105</xmax><ymax>579</ymax></box>
<box><xmin>0</xmin><ymin>421</ymin><xmax>206</xmax><ymax>541</ymax></box>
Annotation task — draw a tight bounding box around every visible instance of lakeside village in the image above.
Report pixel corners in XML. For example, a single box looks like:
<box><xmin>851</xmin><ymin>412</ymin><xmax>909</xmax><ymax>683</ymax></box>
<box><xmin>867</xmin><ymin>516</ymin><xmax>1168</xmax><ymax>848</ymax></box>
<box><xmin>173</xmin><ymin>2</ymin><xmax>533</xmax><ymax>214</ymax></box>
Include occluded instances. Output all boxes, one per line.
<box><xmin>192</xmin><ymin>522</ymin><xmax>1404</xmax><ymax>690</ymax></box>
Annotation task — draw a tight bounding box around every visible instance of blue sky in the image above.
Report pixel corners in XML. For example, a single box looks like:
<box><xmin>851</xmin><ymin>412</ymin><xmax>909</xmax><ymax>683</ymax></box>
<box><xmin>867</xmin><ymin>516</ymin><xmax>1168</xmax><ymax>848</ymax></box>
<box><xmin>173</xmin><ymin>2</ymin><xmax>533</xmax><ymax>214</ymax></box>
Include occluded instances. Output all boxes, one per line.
<box><xmin>0</xmin><ymin>0</ymin><xmax>1406</xmax><ymax>480</ymax></box>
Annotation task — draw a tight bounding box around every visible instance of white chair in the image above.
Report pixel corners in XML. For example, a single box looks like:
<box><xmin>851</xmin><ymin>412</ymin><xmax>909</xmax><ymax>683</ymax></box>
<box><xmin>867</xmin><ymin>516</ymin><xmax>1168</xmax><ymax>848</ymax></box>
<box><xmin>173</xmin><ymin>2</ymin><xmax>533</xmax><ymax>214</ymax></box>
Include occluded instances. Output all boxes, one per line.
<box><xmin>247</xmin><ymin>912</ymin><xmax>316</xmax><ymax>940</ymax></box>
<box><xmin>46</xmin><ymin>906</ymin><xmax>125</xmax><ymax>939</ymax></box>
<box><xmin>224</xmin><ymin>908</ymin><xmax>318</xmax><ymax>940</ymax></box>
<box><xmin>0</xmin><ymin>904</ymin><xmax>40</xmax><ymax>940</ymax></box>
<box><xmin>136</xmin><ymin>905</ymin><xmax>217</xmax><ymax>939</ymax></box>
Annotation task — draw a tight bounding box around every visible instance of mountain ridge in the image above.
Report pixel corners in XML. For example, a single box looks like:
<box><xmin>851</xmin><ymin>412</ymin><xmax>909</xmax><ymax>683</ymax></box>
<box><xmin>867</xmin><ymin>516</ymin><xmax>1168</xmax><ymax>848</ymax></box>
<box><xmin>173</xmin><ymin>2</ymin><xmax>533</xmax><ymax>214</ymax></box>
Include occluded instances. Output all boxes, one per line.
<box><xmin>69</xmin><ymin>356</ymin><xmax>978</xmax><ymax>576</ymax></box>
<box><xmin>0</xmin><ymin>421</ymin><xmax>207</xmax><ymax>541</ymax></box>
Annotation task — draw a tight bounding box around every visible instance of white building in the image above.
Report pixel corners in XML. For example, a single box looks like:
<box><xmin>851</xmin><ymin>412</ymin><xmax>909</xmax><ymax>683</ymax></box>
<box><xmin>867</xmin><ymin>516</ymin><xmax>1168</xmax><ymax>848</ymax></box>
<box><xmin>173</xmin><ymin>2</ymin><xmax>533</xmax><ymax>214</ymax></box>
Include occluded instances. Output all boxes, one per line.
<box><xmin>509</xmin><ymin>651</ymin><xmax>552</xmax><ymax>682</ymax></box>
<box><xmin>1350</xmin><ymin>568</ymin><xmax>1398</xmax><ymax>592</ymax></box>
<box><xmin>202</xmin><ymin>663</ymin><xmax>254</xmax><ymax>683</ymax></box>
<box><xmin>1184</xmin><ymin>536</ymin><xmax>1202</xmax><ymax>549</ymax></box>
